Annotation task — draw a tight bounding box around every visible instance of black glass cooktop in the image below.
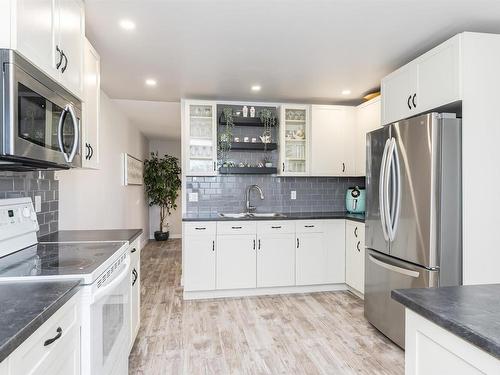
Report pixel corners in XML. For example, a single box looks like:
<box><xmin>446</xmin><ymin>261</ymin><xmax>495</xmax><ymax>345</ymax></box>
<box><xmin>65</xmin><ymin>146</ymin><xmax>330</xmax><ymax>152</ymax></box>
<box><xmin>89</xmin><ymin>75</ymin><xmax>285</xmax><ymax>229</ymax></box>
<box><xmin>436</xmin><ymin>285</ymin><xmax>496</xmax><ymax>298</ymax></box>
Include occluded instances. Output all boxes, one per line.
<box><xmin>0</xmin><ymin>242</ymin><xmax>126</xmax><ymax>278</ymax></box>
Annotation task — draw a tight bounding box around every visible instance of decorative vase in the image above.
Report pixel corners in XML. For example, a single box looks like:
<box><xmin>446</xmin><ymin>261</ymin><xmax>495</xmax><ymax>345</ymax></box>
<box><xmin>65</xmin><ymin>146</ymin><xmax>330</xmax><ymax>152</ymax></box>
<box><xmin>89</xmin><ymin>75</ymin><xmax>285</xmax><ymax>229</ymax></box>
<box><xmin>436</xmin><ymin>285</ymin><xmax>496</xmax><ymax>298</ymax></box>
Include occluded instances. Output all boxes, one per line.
<box><xmin>154</xmin><ymin>231</ymin><xmax>170</xmax><ymax>241</ymax></box>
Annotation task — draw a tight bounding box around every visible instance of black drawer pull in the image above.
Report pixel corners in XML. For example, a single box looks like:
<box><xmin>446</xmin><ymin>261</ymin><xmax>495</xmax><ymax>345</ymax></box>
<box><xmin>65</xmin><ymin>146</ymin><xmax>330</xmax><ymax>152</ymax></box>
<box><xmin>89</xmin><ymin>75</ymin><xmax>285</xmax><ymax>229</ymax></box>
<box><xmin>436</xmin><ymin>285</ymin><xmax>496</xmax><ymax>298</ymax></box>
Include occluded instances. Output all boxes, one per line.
<box><xmin>231</xmin><ymin>226</ymin><xmax>242</xmax><ymax>229</ymax></box>
<box><xmin>271</xmin><ymin>226</ymin><xmax>282</xmax><ymax>229</ymax></box>
<box><xmin>297</xmin><ymin>238</ymin><xmax>300</xmax><ymax>248</ymax></box>
<box><xmin>356</xmin><ymin>241</ymin><xmax>361</xmax><ymax>252</ymax></box>
<box><xmin>195</xmin><ymin>227</ymin><xmax>206</xmax><ymax>230</ymax></box>
<box><xmin>304</xmin><ymin>225</ymin><xmax>315</xmax><ymax>228</ymax></box>
<box><xmin>131</xmin><ymin>248</ymin><xmax>137</xmax><ymax>253</ymax></box>
<box><xmin>212</xmin><ymin>240</ymin><xmax>215</xmax><ymax>251</ymax></box>
<box><xmin>44</xmin><ymin>327</ymin><xmax>62</xmax><ymax>346</ymax></box>
<box><xmin>354</xmin><ymin>227</ymin><xmax>358</xmax><ymax>238</ymax></box>
<box><xmin>407</xmin><ymin>95</ymin><xmax>412</xmax><ymax>109</ymax></box>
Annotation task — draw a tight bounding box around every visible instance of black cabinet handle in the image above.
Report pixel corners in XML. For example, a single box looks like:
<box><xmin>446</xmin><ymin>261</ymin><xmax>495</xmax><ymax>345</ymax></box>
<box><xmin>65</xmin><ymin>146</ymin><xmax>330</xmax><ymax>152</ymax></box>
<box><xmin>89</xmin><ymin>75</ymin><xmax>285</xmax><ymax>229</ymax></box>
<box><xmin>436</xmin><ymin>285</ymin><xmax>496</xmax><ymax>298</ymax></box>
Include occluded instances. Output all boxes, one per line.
<box><xmin>132</xmin><ymin>269</ymin><xmax>138</xmax><ymax>286</ymax></box>
<box><xmin>89</xmin><ymin>144</ymin><xmax>94</xmax><ymax>160</ymax></box>
<box><xmin>354</xmin><ymin>227</ymin><xmax>358</xmax><ymax>238</ymax></box>
<box><xmin>213</xmin><ymin>161</ymin><xmax>216</xmax><ymax>171</ymax></box>
<box><xmin>56</xmin><ymin>46</ymin><xmax>63</xmax><ymax>69</ymax></box>
<box><xmin>195</xmin><ymin>227</ymin><xmax>206</xmax><ymax>230</ymax></box>
<box><xmin>342</xmin><ymin>162</ymin><xmax>345</xmax><ymax>173</ymax></box>
<box><xmin>212</xmin><ymin>240</ymin><xmax>215</xmax><ymax>251</ymax></box>
<box><xmin>282</xmin><ymin>162</ymin><xmax>285</xmax><ymax>172</ymax></box>
<box><xmin>253</xmin><ymin>239</ymin><xmax>256</xmax><ymax>250</ymax></box>
<box><xmin>305</xmin><ymin>225</ymin><xmax>315</xmax><ymax>228</ymax></box>
<box><xmin>44</xmin><ymin>327</ymin><xmax>62</xmax><ymax>346</ymax></box>
<box><xmin>61</xmin><ymin>51</ymin><xmax>68</xmax><ymax>73</ymax></box>
<box><xmin>258</xmin><ymin>239</ymin><xmax>261</xmax><ymax>250</ymax></box>
<box><xmin>85</xmin><ymin>143</ymin><xmax>89</xmax><ymax>160</ymax></box>
<box><xmin>271</xmin><ymin>226</ymin><xmax>282</xmax><ymax>229</ymax></box>
<box><xmin>297</xmin><ymin>238</ymin><xmax>300</xmax><ymax>248</ymax></box>
<box><xmin>407</xmin><ymin>95</ymin><xmax>412</xmax><ymax>109</ymax></box>
<box><xmin>356</xmin><ymin>241</ymin><xmax>361</xmax><ymax>252</ymax></box>
<box><xmin>231</xmin><ymin>226</ymin><xmax>242</xmax><ymax>229</ymax></box>
<box><xmin>130</xmin><ymin>248</ymin><xmax>137</xmax><ymax>253</ymax></box>
<box><xmin>412</xmin><ymin>93</ymin><xmax>417</xmax><ymax>108</ymax></box>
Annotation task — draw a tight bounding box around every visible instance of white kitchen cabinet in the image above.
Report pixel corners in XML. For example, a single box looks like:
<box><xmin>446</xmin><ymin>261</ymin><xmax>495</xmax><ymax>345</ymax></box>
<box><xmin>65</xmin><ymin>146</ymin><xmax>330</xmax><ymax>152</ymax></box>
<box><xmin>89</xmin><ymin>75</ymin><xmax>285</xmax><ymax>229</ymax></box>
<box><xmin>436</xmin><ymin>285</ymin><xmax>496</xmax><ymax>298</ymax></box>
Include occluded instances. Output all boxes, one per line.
<box><xmin>405</xmin><ymin>309</ymin><xmax>500</xmax><ymax>375</ymax></box>
<box><xmin>324</xmin><ymin>220</ymin><xmax>346</xmax><ymax>284</ymax></box>
<box><xmin>310</xmin><ymin>105</ymin><xmax>356</xmax><ymax>176</ymax></box>
<box><xmin>3</xmin><ymin>0</ymin><xmax>85</xmax><ymax>98</ymax></box>
<box><xmin>381</xmin><ymin>34</ymin><xmax>461</xmax><ymax>125</ymax></box>
<box><xmin>183</xmin><ymin>222</ymin><xmax>216</xmax><ymax>291</ymax></box>
<box><xmin>182</xmin><ymin>100</ymin><xmax>218</xmax><ymax>176</ymax></box>
<box><xmin>81</xmin><ymin>38</ymin><xmax>100</xmax><ymax>169</ymax></box>
<box><xmin>129</xmin><ymin>238</ymin><xmax>141</xmax><ymax>351</ymax></box>
<box><xmin>280</xmin><ymin>105</ymin><xmax>310</xmax><ymax>176</ymax></box>
<box><xmin>345</xmin><ymin>221</ymin><xmax>365</xmax><ymax>294</ymax></box>
<box><xmin>4</xmin><ymin>292</ymin><xmax>81</xmax><ymax>375</ymax></box>
<box><xmin>354</xmin><ymin>97</ymin><xmax>381</xmax><ymax>176</ymax></box>
<box><xmin>216</xmin><ymin>234</ymin><xmax>256</xmax><ymax>289</ymax></box>
<box><xmin>257</xmin><ymin>222</ymin><xmax>296</xmax><ymax>287</ymax></box>
<box><xmin>296</xmin><ymin>222</ymin><xmax>326</xmax><ymax>285</ymax></box>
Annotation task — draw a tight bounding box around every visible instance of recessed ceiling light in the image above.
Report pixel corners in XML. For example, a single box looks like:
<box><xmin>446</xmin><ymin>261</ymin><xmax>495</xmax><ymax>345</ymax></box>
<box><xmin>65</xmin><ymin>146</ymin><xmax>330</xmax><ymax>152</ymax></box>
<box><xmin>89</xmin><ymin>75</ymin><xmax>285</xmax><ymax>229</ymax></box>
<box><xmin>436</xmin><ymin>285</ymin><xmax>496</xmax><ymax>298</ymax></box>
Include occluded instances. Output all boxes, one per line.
<box><xmin>251</xmin><ymin>85</ymin><xmax>261</xmax><ymax>92</ymax></box>
<box><xmin>119</xmin><ymin>19</ymin><xmax>136</xmax><ymax>31</ymax></box>
<box><xmin>341</xmin><ymin>89</ymin><xmax>351</xmax><ymax>95</ymax></box>
<box><xmin>145</xmin><ymin>79</ymin><xmax>157</xmax><ymax>87</ymax></box>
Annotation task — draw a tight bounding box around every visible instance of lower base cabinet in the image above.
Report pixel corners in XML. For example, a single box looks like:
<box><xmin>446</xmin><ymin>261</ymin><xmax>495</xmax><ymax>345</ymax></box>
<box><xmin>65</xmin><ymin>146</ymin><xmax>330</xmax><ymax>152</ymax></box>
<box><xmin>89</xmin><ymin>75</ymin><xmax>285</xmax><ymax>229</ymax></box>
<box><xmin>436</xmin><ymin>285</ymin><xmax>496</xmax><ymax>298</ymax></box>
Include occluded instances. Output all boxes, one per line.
<box><xmin>4</xmin><ymin>292</ymin><xmax>81</xmax><ymax>375</ymax></box>
<box><xmin>296</xmin><ymin>231</ymin><xmax>326</xmax><ymax>285</ymax></box>
<box><xmin>345</xmin><ymin>221</ymin><xmax>365</xmax><ymax>294</ymax></box>
<box><xmin>184</xmin><ymin>232</ymin><xmax>216</xmax><ymax>291</ymax></box>
<box><xmin>129</xmin><ymin>238</ymin><xmax>141</xmax><ymax>351</ymax></box>
<box><xmin>217</xmin><ymin>234</ymin><xmax>256</xmax><ymax>289</ymax></box>
<box><xmin>257</xmin><ymin>232</ymin><xmax>296</xmax><ymax>287</ymax></box>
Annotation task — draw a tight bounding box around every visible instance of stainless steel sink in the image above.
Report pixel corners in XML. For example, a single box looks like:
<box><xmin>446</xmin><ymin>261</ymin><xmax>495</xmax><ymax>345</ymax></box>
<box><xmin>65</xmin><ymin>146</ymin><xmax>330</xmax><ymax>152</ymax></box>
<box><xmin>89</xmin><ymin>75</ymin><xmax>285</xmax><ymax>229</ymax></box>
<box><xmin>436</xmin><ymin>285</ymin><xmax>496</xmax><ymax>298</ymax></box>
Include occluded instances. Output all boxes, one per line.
<box><xmin>217</xmin><ymin>212</ymin><xmax>287</xmax><ymax>219</ymax></box>
<box><xmin>249</xmin><ymin>213</ymin><xmax>287</xmax><ymax>218</ymax></box>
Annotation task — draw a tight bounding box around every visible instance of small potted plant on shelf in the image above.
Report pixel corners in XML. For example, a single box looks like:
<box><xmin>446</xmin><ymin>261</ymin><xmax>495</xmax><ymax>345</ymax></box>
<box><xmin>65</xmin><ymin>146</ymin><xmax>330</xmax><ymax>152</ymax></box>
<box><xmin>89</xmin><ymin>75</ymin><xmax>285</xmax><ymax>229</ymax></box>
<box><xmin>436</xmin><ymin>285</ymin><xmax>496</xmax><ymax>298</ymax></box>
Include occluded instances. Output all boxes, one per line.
<box><xmin>143</xmin><ymin>152</ymin><xmax>181</xmax><ymax>241</ymax></box>
<box><xmin>263</xmin><ymin>155</ymin><xmax>273</xmax><ymax>168</ymax></box>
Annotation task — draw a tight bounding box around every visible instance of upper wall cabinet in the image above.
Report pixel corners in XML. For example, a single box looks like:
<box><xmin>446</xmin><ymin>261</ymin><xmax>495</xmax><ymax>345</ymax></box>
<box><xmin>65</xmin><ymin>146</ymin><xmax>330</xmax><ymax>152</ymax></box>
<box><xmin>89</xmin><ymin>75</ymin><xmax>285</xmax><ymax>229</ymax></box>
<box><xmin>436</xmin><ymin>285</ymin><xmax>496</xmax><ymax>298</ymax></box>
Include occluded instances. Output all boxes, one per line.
<box><xmin>280</xmin><ymin>105</ymin><xmax>310</xmax><ymax>176</ymax></box>
<box><xmin>310</xmin><ymin>105</ymin><xmax>356</xmax><ymax>176</ymax></box>
<box><xmin>354</xmin><ymin>97</ymin><xmax>381</xmax><ymax>176</ymax></box>
<box><xmin>1</xmin><ymin>0</ymin><xmax>85</xmax><ymax>98</ymax></box>
<box><xmin>182</xmin><ymin>100</ymin><xmax>218</xmax><ymax>176</ymax></box>
<box><xmin>81</xmin><ymin>38</ymin><xmax>100</xmax><ymax>169</ymax></box>
<box><xmin>381</xmin><ymin>35</ymin><xmax>461</xmax><ymax>125</ymax></box>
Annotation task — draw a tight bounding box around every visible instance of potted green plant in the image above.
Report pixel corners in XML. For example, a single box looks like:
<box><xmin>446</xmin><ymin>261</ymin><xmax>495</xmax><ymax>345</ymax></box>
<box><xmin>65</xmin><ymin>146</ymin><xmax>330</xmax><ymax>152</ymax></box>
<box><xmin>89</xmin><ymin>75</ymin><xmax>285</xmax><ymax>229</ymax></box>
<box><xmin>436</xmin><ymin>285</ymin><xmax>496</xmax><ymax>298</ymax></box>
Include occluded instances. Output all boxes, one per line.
<box><xmin>143</xmin><ymin>152</ymin><xmax>181</xmax><ymax>241</ymax></box>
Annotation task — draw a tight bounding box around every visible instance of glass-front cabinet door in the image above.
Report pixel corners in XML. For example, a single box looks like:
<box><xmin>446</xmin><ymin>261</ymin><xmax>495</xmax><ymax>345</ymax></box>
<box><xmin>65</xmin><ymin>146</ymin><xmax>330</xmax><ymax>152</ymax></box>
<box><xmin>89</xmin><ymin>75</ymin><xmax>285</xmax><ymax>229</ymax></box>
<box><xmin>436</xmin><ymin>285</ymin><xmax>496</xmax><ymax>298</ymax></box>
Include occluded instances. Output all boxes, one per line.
<box><xmin>184</xmin><ymin>101</ymin><xmax>217</xmax><ymax>175</ymax></box>
<box><xmin>280</xmin><ymin>105</ymin><xmax>310</xmax><ymax>175</ymax></box>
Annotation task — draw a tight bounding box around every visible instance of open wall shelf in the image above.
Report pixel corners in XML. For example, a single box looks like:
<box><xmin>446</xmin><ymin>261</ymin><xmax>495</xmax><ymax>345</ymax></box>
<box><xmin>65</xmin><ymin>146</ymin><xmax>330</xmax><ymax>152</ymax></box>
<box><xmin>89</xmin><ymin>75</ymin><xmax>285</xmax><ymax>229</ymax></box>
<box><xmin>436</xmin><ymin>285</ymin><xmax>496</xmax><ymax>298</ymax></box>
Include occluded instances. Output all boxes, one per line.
<box><xmin>219</xmin><ymin>116</ymin><xmax>265</xmax><ymax>127</ymax></box>
<box><xmin>219</xmin><ymin>167</ymin><xmax>278</xmax><ymax>175</ymax></box>
<box><xmin>230</xmin><ymin>142</ymin><xmax>277</xmax><ymax>151</ymax></box>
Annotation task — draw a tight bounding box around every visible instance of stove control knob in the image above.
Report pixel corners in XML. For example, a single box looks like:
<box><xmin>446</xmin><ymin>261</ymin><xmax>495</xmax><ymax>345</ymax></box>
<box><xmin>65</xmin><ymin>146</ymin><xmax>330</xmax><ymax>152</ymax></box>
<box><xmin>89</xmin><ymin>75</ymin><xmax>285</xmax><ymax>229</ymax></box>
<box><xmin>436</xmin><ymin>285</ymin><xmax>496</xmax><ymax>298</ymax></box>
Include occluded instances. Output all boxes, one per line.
<box><xmin>22</xmin><ymin>206</ymin><xmax>31</xmax><ymax>218</ymax></box>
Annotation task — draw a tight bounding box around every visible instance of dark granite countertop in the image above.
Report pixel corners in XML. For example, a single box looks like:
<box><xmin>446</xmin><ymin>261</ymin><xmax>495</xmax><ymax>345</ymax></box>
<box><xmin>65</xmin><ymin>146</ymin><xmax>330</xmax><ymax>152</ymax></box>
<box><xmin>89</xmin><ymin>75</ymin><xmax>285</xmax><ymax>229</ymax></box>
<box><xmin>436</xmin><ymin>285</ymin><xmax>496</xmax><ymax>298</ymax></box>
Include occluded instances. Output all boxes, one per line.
<box><xmin>0</xmin><ymin>280</ymin><xmax>80</xmax><ymax>363</ymax></box>
<box><xmin>39</xmin><ymin>229</ymin><xmax>143</xmax><ymax>244</ymax></box>
<box><xmin>392</xmin><ymin>284</ymin><xmax>500</xmax><ymax>360</ymax></box>
<box><xmin>183</xmin><ymin>211</ymin><xmax>365</xmax><ymax>223</ymax></box>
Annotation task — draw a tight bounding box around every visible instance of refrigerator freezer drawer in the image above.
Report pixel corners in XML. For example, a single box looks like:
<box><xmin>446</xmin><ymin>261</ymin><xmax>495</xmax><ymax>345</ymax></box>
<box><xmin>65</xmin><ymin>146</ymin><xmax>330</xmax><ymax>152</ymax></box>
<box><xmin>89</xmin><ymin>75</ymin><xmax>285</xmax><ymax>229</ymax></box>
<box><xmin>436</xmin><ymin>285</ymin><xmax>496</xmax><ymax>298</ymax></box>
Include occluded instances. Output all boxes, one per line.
<box><xmin>364</xmin><ymin>249</ymin><xmax>439</xmax><ymax>348</ymax></box>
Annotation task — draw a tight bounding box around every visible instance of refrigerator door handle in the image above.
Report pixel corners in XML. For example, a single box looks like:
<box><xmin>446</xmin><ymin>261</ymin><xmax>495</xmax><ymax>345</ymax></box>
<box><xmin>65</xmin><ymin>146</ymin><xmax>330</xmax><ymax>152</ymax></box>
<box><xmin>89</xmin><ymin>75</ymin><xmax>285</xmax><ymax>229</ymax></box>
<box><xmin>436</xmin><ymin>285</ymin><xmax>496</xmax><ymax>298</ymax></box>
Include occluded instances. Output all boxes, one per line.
<box><xmin>383</xmin><ymin>139</ymin><xmax>394</xmax><ymax>241</ymax></box>
<box><xmin>391</xmin><ymin>139</ymin><xmax>402</xmax><ymax>240</ymax></box>
<box><xmin>368</xmin><ymin>254</ymin><xmax>420</xmax><ymax>278</ymax></box>
<box><xmin>379</xmin><ymin>139</ymin><xmax>391</xmax><ymax>241</ymax></box>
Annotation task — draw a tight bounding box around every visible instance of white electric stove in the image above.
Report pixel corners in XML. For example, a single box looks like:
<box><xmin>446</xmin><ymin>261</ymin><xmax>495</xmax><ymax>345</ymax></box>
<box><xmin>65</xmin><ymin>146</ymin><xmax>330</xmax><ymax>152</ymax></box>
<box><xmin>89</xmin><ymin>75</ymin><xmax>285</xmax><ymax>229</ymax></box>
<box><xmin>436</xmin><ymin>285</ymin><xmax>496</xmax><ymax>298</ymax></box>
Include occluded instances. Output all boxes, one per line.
<box><xmin>0</xmin><ymin>198</ymin><xmax>130</xmax><ymax>375</ymax></box>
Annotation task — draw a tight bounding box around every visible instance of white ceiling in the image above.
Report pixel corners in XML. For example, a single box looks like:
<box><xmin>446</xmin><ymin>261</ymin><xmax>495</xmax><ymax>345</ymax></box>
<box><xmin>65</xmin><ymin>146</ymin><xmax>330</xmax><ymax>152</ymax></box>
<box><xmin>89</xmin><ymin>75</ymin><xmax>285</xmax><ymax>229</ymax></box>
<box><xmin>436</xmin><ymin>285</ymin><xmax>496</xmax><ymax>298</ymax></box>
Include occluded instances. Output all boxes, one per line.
<box><xmin>86</xmin><ymin>0</ymin><xmax>500</xmax><ymax>140</ymax></box>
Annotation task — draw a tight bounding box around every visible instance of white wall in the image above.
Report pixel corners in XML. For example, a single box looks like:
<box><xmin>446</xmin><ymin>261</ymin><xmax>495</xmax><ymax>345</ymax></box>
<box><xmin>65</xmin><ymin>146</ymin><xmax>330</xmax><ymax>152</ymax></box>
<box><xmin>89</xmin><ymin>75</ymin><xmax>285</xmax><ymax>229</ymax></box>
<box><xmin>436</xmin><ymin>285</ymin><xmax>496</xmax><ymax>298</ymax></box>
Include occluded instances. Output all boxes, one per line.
<box><xmin>148</xmin><ymin>139</ymin><xmax>182</xmax><ymax>239</ymax></box>
<box><xmin>58</xmin><ymin>91</ymin><xmax>150</xmax><ymax>247</ymax></box>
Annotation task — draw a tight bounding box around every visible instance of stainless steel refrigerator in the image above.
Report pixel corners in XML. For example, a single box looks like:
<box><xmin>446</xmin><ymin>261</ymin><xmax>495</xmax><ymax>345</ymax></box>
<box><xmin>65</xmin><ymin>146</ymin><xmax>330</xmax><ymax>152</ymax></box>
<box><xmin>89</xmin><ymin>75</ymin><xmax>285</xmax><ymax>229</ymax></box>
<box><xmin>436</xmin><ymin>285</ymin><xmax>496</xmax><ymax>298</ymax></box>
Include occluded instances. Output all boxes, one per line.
<box><xmin>364</xmin><ymin>112</ymin><xmax>462</xmax><ymax>348</ymax></box>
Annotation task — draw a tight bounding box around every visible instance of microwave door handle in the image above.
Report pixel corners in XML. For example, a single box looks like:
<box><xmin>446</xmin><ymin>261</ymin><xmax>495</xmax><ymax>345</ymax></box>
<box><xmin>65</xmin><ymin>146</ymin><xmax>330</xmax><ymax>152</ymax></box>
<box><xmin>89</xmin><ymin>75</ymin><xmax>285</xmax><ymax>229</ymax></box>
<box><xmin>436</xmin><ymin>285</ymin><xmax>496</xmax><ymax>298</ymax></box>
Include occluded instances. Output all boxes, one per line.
<box><xmin>379</xmin><ymin>139</ymin><xmax>390</xmax><ymax>241</ymax></box>
<box><xmin>91</xmin><ymin>257</ymin><xmax>130</xmax><ymax>304</ymax></box>
<box><xmin>57</xmin><ymin>106</ymin><xmax>69</xmax><ymax>161</ymax></box>
<box><xmin>66</xmin><ymin>104</ymin><xmax>80</xmax><ymax>163</ymax></box>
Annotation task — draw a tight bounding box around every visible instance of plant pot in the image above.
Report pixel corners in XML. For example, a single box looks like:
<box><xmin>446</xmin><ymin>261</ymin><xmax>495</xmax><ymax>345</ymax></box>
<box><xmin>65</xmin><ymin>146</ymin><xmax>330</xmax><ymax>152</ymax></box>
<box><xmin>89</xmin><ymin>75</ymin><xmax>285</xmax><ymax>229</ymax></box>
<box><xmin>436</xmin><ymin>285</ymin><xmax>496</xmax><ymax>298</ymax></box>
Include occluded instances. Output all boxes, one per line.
<box><xmin>154</xmin><ymin>231</ymin><xmax>169</xmax><ymax>241</ymax></box>
<box><xmin>265</xmin><ymin>162</ymin><xmax>273</xmax><ymax>168</ymax></box>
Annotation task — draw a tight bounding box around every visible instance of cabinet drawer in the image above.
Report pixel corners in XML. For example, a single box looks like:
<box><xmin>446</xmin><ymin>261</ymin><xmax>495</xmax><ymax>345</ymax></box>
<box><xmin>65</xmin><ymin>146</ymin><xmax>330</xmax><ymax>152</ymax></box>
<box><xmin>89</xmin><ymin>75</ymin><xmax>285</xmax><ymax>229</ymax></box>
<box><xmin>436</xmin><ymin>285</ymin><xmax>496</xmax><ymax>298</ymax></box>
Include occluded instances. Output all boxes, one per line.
<box><xmin>9</xmin><ymin>292</ymin><xmax>81</xmax><ymax>375</ymax></box>
<box><xmin>257</xmin><ymin>221</ymin><xmax>295</xmax><ymax>234</ymax></box>
<box><xmin>184</xmin><ymin>222</ymin><xmax>216</xmax><ymax>235</ymax></box>
<box><xmin>217</xmin><ymin>221</ymin><xmax>257</xmax><ymax>235</ymax></box>
<box><xmin>295</xmin><ymin>220</ymin><xmax>324</xmax><ymax>233</ymax></box>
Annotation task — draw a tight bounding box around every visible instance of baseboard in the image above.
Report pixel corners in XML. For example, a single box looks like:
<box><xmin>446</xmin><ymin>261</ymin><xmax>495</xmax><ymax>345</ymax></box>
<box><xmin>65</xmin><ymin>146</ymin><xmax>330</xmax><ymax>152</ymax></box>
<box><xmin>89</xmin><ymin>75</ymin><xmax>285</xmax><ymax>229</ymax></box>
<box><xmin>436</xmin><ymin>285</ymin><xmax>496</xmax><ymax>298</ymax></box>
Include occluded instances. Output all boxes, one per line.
<box><xmin>346</xmin><ymin>285</ymin><xmax>364</xmax><ymax>300</ymax></box>
<box><xmin>183</xmin><ymin>283</ymin><xmax>347</xmax><ymax>300</ymax></box>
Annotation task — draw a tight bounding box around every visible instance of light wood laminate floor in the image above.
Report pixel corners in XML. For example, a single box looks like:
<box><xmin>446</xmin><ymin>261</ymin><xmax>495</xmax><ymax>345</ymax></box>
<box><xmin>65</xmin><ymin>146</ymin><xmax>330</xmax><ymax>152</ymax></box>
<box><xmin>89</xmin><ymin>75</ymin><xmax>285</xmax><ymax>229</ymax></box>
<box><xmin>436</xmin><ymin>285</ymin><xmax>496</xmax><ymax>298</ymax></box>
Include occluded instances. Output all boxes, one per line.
<box><xmin>129</xmin><ymin>239</ymin><xmax>404</xmax><ymax>374</ymax></box>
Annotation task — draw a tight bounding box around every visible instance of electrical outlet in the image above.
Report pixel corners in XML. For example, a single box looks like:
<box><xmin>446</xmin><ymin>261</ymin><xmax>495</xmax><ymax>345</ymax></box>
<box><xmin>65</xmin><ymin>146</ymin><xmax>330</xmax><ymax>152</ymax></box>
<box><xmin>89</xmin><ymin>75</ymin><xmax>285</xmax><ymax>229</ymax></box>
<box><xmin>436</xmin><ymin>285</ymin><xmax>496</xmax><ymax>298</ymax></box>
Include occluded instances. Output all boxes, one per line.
<box><xmin>291</xmin><ymin>191</ymin><xmax>296</xmax><ymax>200</ymax></box>
<box><xmin>34</xmin><ymin>195</ymin><xmax>42</xmax><ymax>212</ymax></box>
<box><xmin>188</xmin><ymin>192</ymin><xmax>198</xmax><ymax>202</ymax></box>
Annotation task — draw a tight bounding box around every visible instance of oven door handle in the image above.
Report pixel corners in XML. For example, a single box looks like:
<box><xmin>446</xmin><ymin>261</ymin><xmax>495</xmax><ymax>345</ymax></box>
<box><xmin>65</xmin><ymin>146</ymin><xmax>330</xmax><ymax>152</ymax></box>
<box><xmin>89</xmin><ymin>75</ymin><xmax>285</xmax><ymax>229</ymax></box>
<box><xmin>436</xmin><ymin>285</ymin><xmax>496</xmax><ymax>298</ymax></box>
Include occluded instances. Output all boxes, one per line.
<box><xmin>57</xmin><ymin>104</ymin><xmax>80</xmax><ymax>163</ymax></box>
<box><xmin>91</xmin><ymin>257</ymin><xmax>130</xmax><ymax>304</ymax></box>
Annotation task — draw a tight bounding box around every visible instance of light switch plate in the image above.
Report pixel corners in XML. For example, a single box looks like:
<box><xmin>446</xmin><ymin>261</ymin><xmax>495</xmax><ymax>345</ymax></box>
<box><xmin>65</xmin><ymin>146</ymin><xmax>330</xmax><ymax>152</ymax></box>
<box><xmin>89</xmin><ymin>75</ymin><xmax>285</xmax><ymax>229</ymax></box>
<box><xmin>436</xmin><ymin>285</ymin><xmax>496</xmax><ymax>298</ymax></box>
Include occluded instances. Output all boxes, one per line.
<box><xmin>34</xmin><ymin>195</ymin><xmax>42</xmax><ymax>212</ymax></box>
<box><xmin>291</xmin><ymin>191</ymin><xmax>296</xmax><ymax>200</ymax></box>
<box><xmin>188</xmin><ymin>192</ymin><xmax>198</xmax><ymax>202</ymax></box>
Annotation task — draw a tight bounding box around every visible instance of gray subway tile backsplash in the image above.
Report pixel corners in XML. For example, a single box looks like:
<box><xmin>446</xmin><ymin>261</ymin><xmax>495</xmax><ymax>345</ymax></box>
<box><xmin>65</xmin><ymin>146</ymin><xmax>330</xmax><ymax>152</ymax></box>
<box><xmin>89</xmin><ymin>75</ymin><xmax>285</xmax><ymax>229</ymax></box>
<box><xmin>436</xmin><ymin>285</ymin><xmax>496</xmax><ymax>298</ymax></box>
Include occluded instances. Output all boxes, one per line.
<box><xmin>186</xmin><ymin>175</ymin><xmax>365</xmax><ymax>215</ymax></box>
<box><xmin>0</xmin><ymin>171</ymin><xmax>58</xmax><ymax>237</ymax></box>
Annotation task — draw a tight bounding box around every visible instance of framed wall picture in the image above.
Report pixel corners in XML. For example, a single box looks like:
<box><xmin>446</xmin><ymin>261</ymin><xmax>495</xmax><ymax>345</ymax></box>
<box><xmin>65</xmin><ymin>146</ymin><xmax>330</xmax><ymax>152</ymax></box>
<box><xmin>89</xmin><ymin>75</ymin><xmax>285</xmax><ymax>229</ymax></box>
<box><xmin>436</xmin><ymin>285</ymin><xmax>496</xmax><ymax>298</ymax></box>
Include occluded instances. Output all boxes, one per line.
<box><xmin>123</xmin><ymin>153</ymin><xmax>143</xmax><ymax>186</ymax></box>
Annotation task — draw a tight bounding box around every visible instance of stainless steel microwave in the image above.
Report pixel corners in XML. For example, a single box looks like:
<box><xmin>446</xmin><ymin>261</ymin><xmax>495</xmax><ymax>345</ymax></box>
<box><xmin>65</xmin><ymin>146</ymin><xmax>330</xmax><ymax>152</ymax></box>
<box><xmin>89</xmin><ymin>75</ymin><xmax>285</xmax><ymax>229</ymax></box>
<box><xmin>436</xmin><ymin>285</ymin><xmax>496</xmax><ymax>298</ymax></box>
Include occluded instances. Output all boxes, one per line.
<box><xmin>0</xmin><ymin>49</ymin><xmax>82</xmax><ymax>170</ymax></box>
